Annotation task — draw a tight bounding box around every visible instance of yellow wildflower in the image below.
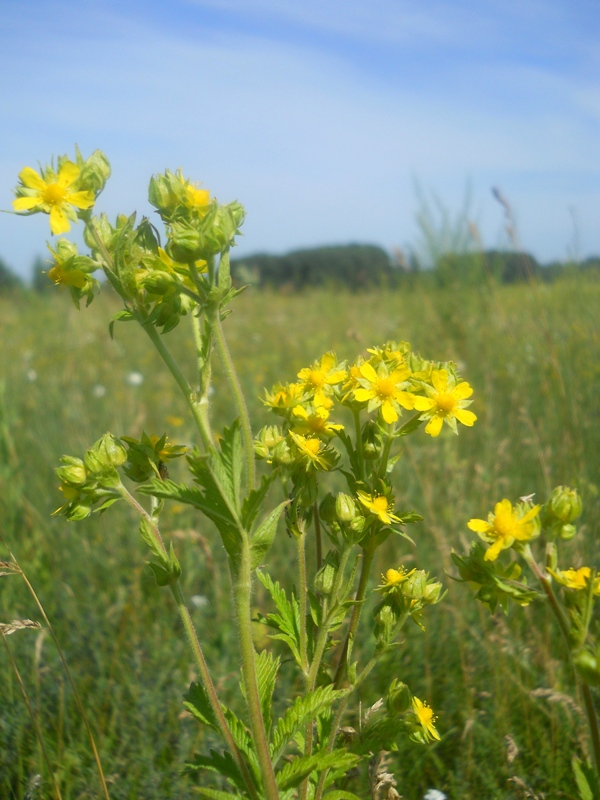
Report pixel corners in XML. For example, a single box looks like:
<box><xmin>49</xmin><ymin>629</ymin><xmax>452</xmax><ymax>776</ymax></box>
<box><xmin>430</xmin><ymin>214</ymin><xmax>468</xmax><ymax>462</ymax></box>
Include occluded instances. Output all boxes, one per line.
<box><xmin>412</xmin><ymin>696</ymin><xmax>440</xmax><ymax>742</ymax></box>
<box><xmin>13</xmin><ymin>161</ymin><xmax>95</xmax><ymax>235</ymax></box>
<box><xmin>357</xmin><ymin>490</ymin><xmax>401</xmax><ymax>525</ymax></box>
<box><xmin>297</xmin><ymin>352</ymin><xmax>347</xmax><ymax>407</ymax></box>
<box><xmin>468</xmin><ymin>499</ymin><xmax>541</xmax><ymax>561</ymax></box>
<box><xmin>380</xmin><ymin>566</ymin><xmax>415</xmax><ymax>588</ymax></box>
<box><xmin>353</xmin><ymin>361</ymin><xmax>415</xmax><ymax>424</ymax></box>
<box><xmin>288</xmin><ymin>432</ymin><xmax>331</xmax><ymax>470</ymax></box>
<box><xmin>264</xmin><ymin>382</ymin><xmax>306</xmax><ymax>413</ymax></box>
<box><xmin>413</xmin><ymin>368</ymin><xmax>476</xmax><ymax>436</ymax></box>
<box><xmin>291</xmin><ymin>405</ymin><xmax>343</xmax><ymax>438</ymax></box>
<box><xmin>549</xmin><ymin>566</ymin><xmax>600</xmax><ymax>594</ymax></box>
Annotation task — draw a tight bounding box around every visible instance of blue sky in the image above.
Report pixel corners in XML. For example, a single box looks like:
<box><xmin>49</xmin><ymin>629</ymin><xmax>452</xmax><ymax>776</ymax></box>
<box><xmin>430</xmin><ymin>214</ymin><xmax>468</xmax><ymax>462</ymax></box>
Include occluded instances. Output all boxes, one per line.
<box><xmin>1</xmin><ymin>0</ymin><xmax>598</xmax><ymax>279</ymax></box>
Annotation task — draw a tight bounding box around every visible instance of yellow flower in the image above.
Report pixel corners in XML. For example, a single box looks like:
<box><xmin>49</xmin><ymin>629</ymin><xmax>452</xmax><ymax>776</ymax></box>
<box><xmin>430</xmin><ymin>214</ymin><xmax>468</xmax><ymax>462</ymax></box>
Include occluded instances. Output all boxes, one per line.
<box><xmin>412</xmin><ymin>696</ymin><xmax>440</xmax><ymax>742</ymax></box>
<box><xmin>178</xmin><ymin>174</ymin><xmax>211</xmax><ymax>214</ymax></box>
<box><xmin>291</xmin><ymin>405</ymin><xmax>343</xmax><ymax>438</ymax></box>
<box><xmin>357</xmin><ymin>490</ymin><xmax>401</xmax><ymax>525</ymax></box>
<box><xmin>13</xmin><ymin>161</ymin><xmax>95</xmax><ymax>234</ymax></box>
<box><xmin>353</xmin><ymin>361</ymin><xmax>415</xmax><ymax>424</ymax></box>
<box><xmin>380</xmin><ymin>566</ymin><xmax>415</xmax><ymax>588</ymax></box>
<box><xmin>297</xmin><ymin>352</ymin><xmax>347</xmax><ymax>407</ymax></box>
<box><xmin>549</xmin><ymin>566</ymin><xmax>600</xmax><ymax>594</ymax></box>
<box><xmin>288</xmin><ymin>432</ymin><xmax>331</xmax><ymax>470</ymax></box>
<box><xmin>413</xmin><ymin>368</ymin><xmax>476</xmax><ymax>436</ymax></box>
<box><xmin>468</xmin><ymin>499</ymin><xmax>541</xmax><ymax>561</ymax></box>
<box><xmin>157</xmin><ymin>246</ymin><xmax>207</xmax><ymax>275</ymax></box>
<box><xmin>264</xmin><ymin>382</ymin><xmax>306</xmax><ymax>413</ymax></box>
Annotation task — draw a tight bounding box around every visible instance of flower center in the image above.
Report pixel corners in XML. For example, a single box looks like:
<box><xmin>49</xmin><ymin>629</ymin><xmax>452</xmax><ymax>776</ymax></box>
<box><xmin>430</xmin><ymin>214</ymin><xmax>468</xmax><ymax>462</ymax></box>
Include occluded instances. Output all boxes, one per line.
<box><xmin>494</xmin><ymin>510</ymin><xmax>517</xmax><ymax>539</ymax></box>
<box><xmin>372</xmin><ymin>496</ymin><xmax>389</xmax><ymax>514</ymax></box>
<box><xmin>436</xmin><ymin>392</ymin><xmax>456</xmax><ymax>413</ymax></box>
<box><xmin>417</xmin><ymin>704</ymin><xmax>434</xmax><ymax>725</ymax></box>
<box><xmin>303</xmin><ymin>438</ymin><xmax>320</xmax><ymax>455</ymax></box>
<box><xmin>43</xmin><ymin>182</ymin><xmax>67</xmax><ymax>205</ymax></box>
<box><xmin>308</xmin><ymin>370</ymin><xmax>326</xmax><ymax>389</ymax></box>
<box><xmin>375</xmin><ymin>378</ymin><xmax>395</xmax><ymax>399</ymax></box>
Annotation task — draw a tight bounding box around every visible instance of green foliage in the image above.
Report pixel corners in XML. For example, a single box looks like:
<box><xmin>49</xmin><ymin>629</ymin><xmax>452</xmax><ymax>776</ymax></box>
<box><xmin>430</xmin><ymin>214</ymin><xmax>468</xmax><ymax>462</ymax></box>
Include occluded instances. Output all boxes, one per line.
<box><xmin>0</xmin><ymin>257</ymin><xmax>23</xmax><ymax>292</ymax></box>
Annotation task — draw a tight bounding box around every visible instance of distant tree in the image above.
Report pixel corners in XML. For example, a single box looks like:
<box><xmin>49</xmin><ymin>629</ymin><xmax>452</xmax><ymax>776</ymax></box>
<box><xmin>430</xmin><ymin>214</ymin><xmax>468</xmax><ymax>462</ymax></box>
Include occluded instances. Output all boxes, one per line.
<box><xmin>0</xmin><ymin>257</ymin><xmax>24</xmax><ymax>292</ymax></box>
<box><xmin>434</xmin><ymin>249</ymin><xmax>541</xmax><ymax>286</ymax></box>
<box><xmin>231</xmin><ymin>244</ymin><xmax>394</xmax><ymax>290</ymax></box>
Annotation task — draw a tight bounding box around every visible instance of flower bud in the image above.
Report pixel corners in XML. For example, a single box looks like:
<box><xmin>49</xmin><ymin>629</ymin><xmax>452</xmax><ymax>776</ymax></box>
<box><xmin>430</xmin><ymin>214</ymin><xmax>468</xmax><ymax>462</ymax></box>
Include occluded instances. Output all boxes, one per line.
<box><xmin>361</xmin><ymin>421</ymin><xmax>382</xmax><ymax>460</ymax></box>
<box><xmin>574</xmin><ymin>650</ymin><xmax>600</xmax><ymax>686</ymax></box>
<box><xmin>142</xmin><ymin>271</ymin><xmax>177</xmax><ymax>295</ymax></box>
<box><xmin>271</xmin><ymin>438</ymin><xmax>294</xmax><ymax>466</ymax></box>
<box><xmin>314</xmin><ymin>557</ymin><xmax>337</xmax><ymax>595</ymax></box>
<box><xmin>386</xmin><ymin>679</ymin><xmax>411</xmax><ymax>715</ymax></box>
<box><xmin>336</xmin><ymin>493</ymin><xmax>357</xmax><ymax>522</ymax></box>
<box><xmin>402</xmin><ymin>570</ymin><xmax>427</xmax><ymax>600</ymax></box>
<box><xmin>56</xmin><ymin>456</ymin><xmax>87</xmax><ymax>486</ymax></box>
<box><xmin>424</xmin><ymin>580</ymin><xmax>443</xmax><ymax>604</ymax></box>
<box><xmin>556</xmin><ymin>523</ymin><xmax>577</xmax><ymax>541</ymax></box>
<box><xmin>319</xmin><ymin>493</ymin><xmax>337</xmax><ymax>523</ymax></box>
<box><xmin>79</xmin><ymin>149</ymin><xmax>111</xmax><ymax>194</ymax></box>
<box><xmin>549</xmin><ymin>486</ymin><xmax>582</xmax><ymax>523</ymax></box>
<box><xmin>85</xmin><ymin>433</ymin><xmax>127</xmax><ymax>473</ymax></box>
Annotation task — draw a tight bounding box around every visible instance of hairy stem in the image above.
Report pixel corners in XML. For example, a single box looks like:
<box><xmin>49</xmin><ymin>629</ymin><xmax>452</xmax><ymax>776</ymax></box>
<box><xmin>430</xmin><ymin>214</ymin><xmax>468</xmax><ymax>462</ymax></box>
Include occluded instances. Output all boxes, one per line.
<box><xmin>233</xmin><ymin>542</ymin><xmax>280</xmax><ymax>800</ymax></box>
<box><xmin>297</xmin><ymin>531</ymin><xmax>309</xmax><ymax>677</ymax></box>
<box><xmin>211</xmin><ymin>309</ymin><xmax>255</xmax><ymax>493</ymax></box>
<box><xmin>333</xmin><ymin>546</ymin><xmax>376</xmax><ymax>689</ymax></box>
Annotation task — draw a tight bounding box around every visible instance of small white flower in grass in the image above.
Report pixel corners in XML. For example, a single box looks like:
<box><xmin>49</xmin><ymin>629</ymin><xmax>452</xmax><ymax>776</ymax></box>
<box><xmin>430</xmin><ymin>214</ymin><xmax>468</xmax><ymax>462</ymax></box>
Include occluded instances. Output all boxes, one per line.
<box><xmin>423</xmin><ymin>790</ymin><xmax>448</xmax><ymax>800</ymax></box>
<box><xmin>26</xmin><ymin>369</ymin><xmax>38</xmax><ymax>382</ymax></box>
<box><xmin>191</xmin><ymin>595</ymin><xmax>209</xmax><ymax>608</ymax></box>
<box><xmin>92</xmin><ymin>384</ymin><xmax>107</xmax><ymax>398</ymax></box>
<box><xmin>125</xmin><ymin>371</ymin><xmax>144</xmax><ymax>387</ymax></box>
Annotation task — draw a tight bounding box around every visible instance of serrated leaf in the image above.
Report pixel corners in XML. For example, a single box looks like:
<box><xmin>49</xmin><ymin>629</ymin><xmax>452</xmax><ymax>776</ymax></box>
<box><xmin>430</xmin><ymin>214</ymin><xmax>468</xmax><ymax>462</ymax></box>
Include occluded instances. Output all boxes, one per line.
<box><xmin>256</xmin><ymin>570</ymin><xmax>302</xmax><ymax>665</ymax></box>
<box><xmin>194</xmin><ymin>789</ymin><xmax>246</xmax><ymax>800</ymax></box>
<box><xmin>139</xmin><ymin>517</ymin><xmax>166</xmax><ymax>561</ymax></box>
<box><xmin>184</xmin><ymin>680</ymin><xmax>218</xmax><ymax>729</ymax></box>
<box><xmin>255</xmin><ymin>650</ymin><xmax>280</xmax><ymax>735</ymax></box>
<box><xmin>184</xmin><ymin>749</ymin><xmax>246</xmax><ymax>792</ymax></box>
<box><xmin>270</xmin><ymin>685</ymin><xmax>348</xmax><ymax>763</ymax></box>
<box><xmin>251</xmin><ymin>501</ymin><xmax>288</xmax><ymax>569</ymax></box>
<box><xmin>242</xmin><ymin>471</ymin><xmax>278</xmax><ymax>529</ymax></box>
<box><xmin>212</xmin><ymin>422</ymin><xmax>243</xmax><ymax>513</ymax></box>
<box><xmin>275</xmin><ymin>749</ymin><xmax>360</xmax><ymax>791</ymax></box>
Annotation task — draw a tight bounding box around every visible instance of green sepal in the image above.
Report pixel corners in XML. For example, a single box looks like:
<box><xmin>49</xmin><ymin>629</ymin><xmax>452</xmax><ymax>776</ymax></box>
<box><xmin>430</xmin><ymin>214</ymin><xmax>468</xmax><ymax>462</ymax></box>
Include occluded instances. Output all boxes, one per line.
<box><xmin>250</xmin><ymin>500</ymin><xmax>289</xmax><ymax>569</ymax></box>
<box><xmin>147</xmin><ymin>561</ymin><xmax>172</xmax><ymax>586</ymax></box>
<box><xmin>109</xmin><ymin>309</ymin><xmax>135</xmax><ymax>339</ymax></box>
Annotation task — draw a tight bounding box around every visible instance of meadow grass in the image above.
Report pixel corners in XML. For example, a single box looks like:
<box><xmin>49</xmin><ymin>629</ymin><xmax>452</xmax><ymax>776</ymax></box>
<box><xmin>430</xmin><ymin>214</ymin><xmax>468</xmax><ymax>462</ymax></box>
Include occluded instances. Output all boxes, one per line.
<box><xmin>1</xmin><ymin>272</ymin><xmax>599</xmax><ymax>799</ymax></box>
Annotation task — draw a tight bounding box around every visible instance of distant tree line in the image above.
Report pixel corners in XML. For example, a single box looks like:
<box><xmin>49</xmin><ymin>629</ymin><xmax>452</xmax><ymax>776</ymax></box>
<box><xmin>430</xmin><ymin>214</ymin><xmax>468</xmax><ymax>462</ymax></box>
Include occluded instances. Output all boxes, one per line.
<box><xmin>0</xmin><ymin>247</ymin><xmax>598</xmax><ymax>295</ymax></box>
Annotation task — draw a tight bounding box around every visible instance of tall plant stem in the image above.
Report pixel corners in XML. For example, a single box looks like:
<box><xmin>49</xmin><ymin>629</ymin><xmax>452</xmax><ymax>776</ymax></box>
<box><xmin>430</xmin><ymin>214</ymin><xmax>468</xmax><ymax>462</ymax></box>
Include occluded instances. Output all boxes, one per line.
<box><xmin>117</xmin><ymin>490</ymin><xmax>257</xmax><ymax>799</ymax></box>
<box><xmin>2</xmin><ymin>632</ymin><xmax>63</xmax><ymax>800</ymax></box>
<box><xmin>525</xmin><ymin>548</ymin><xmax>600</xmax><ymax>776</ymax></box>
<box><xmin>353</xmin><ymin>411</ymin><xmax>365</xmax><ymax>482</ymax></box>
<box><xmin>333</xmin><ymin>546</ymin><xmax>375</xmax><ymax>689</ymax></box>
<box><xmin>232</xmin><ymin>541</ymin><xmax>280</xmax><ymax>800</ymax></box>
<box><xmin>211</xmin><ymin>309</ymin><xmax>255</xmax><ymax>493</ymax></box>
<box><xmin>313</xmin><ymin>501</ymin><xmax>323</xmax><ymax>572</ymax></box>
<box><xmin>297</xmin><ymin>531</ymin><xmax>309</xmax><ymax>676</ymax></box>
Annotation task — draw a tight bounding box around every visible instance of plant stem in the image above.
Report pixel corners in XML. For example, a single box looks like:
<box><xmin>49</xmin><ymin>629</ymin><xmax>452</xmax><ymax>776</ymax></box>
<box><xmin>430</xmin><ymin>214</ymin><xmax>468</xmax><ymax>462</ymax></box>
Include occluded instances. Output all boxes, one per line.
<box><xmin>170</xmin><ymin>582</ymin><xmax>259</xmax><ymax>799</ymax></box>
<box><xmin>353</xmin><ymin>410</ymin><xmax>365</xmax><ymax>482</ymax></box>
<box><xmin>333</xmin><ymin>546</ymin><xmax>376</xmax><ymax>689</ymax></box>
<box><xmin>211</xmin><ymin>308</ymin><xmax>256</xmax><ymax>493</ymax></box>
<box><xmin>297</xmin><ymin>531</ymin><xmax>309</xmax><ymax>677</ymax></box>
<box><xmin>313</xmin><ymin>501</ymin><xmax>323</xmax><ymax>572</ymax></box>
<box><xmin>233</xmin><ymin>541</ymin><xmax>280</xmax><ymax>800</ymax></box>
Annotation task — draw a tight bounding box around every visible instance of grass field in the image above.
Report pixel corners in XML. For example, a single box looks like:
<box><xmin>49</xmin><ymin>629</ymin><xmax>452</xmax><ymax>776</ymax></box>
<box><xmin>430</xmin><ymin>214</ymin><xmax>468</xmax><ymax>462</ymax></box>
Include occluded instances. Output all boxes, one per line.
<box><xmin>1</xmin><ymin>272</ymin><xmax>599</xmax><ymax>799</ymax></box>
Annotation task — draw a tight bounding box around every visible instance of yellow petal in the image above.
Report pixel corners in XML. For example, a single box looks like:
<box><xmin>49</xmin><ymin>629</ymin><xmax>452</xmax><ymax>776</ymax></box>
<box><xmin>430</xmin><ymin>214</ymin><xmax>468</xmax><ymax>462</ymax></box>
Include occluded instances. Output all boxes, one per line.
<box><xmin>13</xmin><ymin>196</ymin><xmax>41</xmax><ymax>211</ymax></box>
<box><xmin>453</xmin><ymin>381</ymin><xmax>473</xmax><ymax>400</ymax></box>
<box><xmin>468</xmin><ymin>518</ymin><xmax>490</xmax><ymax>533</ymax></box>
<box><xmin>67</xmin><ymin>190</ymin><xmax>95</xmax><ymax>210</ymax></box>
<box><xmin>484</xmin><ymin>539</ymin><xmax>504</xmax><ymax>561</ymax></box>
<box><xmin>425</xmin><ymin>415</ymin><xmax>443</xmax><ymax>436</ymax></box>
<box><xmin>353</xmin><ymin>388</ymin><xmax>374</xmax><ymax>403</ymax></box>
<box><xmin>431</xmin><ymin>369</ymin><xmax>449</xmax><ymax>393</ymax></box>
<box><xmin>359</xmin><ymin>361</ymin><xmax>378</xmax><ymax>383</ymax></box>
<box><xmin>49</xmin><ymin>206</ymin><xmax>71</xmax><ymax>235</ymax></box>
<box><xmin>454</xmin><ymin>408</ymin><xmax>477</xmax><ymax>426</ymax></box>
<box><xmin>381</xmin><ymin>400</ymin><xmax>398</xmax><ymax>424</ymax></box>
<box><xmin>56</xmin><ymin>161</ymin><xmax>80</xmax><ymax>187</ymax></box>
<box><xmin>413</xmin><ymin>395</ymin><xmax>434</xmax><ymax>411</ymax></box>
<box><xmin>396</xmin><ymin>390</ymin><xmax>415</xmax><ymax>410</ymax></box>
<box><xmin>18</xmin><ymin>167</ymin><xmax>46</xmax><ymax>190</ymax></box>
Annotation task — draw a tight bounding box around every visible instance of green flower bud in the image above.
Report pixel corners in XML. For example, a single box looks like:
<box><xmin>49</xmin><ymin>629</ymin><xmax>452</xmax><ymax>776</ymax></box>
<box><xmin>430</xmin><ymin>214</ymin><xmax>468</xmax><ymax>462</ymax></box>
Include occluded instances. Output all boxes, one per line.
<box><xmin>556</xmin><ymin>522</ymin><xmax>577</xmax><ymax>541</ymax></box>
<box><xmin>253</xmin><ymin>441</ymin><xmax>270</xmax><ymax>460</ymax></box>
<box><xmin>85</xmin><ymin>433</ymin><xmax>127</xmax><ymax>474</ymax></box>
<box><xmin>424</xmin><ymin>580</ymin><xmax>443</xmax><ymax>604</ymax></box>
<box><xmin>402</xmin><ymin>570</ymin><xmax>427</xmax><ymax>600</ymax></box>
<box><xmin>271</xmin><ymin>439</ymin><xmax>294</xmax><ymax>466</ymax></box>
<box><xmin>55</xmin><ymin>456</ymin><xmax>87</xmax><ymax>486</ymax></box>
<box><xmin>142</xmin><ymin>271</ymin><xmax>177</xmax><ymax>295</ymax></box>
<box><xmin>574</xmin><ymin>650</ymin><xmax>600</xmax><ymax>686</ymax></box>
<box><xmin>386</xmin><ymin>679</ymin><xmax>411</xmax><ymax>715</ymax></box>
<box><xmin>148</xmin><ymin>173</ymin><xmax>177</xmax><ymax>213</ymax></box>
<box><xmin>262</xmin><ymin>425</ymin><xmax>283</xmax><ymax>450</ymax></box>
<box><xmin>350</xmin><ymin>515</ymin><xmax>365</xmax><ymax>534</ymax></box>
<box><xmin>336</xmin><ymin>493</ymin><xmax>357</xmax><ymax>522</ymax></box>
<box><xmin>78</xmin><ymin>149</ymin><xmax>111</xmax><ymax>194</ymax></box>
<box><xmin>314</xmin><ymin>556</ymin><xmax>337</xmax><ymax>595</ymax></box>
<box><xmin>549</xmin><ymin>486</ymin><xmax>582</xmax><ymax>523</ymax></box>
<box><xmin>319</xmin><ymin>493</ymin><xmax>337</xmax><ymax>524</ymax></box>
<box><xmin>361</xmin><ymin>420</ymin><xmax>382</xmax><ymax>460</ymax></box>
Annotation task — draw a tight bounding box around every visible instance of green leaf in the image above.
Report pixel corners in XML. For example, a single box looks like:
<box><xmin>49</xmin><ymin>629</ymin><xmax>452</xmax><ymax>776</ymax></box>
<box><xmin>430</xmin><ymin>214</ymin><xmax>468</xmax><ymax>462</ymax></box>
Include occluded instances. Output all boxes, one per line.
<box><xmin>184</xmin><ymin>680</ymin><xmax>218</xmax><ymax>729</ymax></box>
<box><xmin>147</xmin><ymin>561</ymin><xmax>172</xmax><ymax>587</ymax></box>
<box><xmin>242</xmin><ymin>471</ymin><xmax>278</xmax><ymax>528</ymax></box>
<box><xmin>194</xmin><ymin>789</ymin><xmax>246</xmax><ymax>800</ymax></box>
<box><xmin>255</xmin><ymin>570</ymin><xmax>302</xmax><ymax>665</ymax></box>
<box><xmin>255</xmin><ymin>649</ymin><xmax>280</xmax><ymax>736</ymax></box>
<box><xmin>184</xmin><ymin>749</ymin><xmax>246</xmax><ymax>793</ymax></box>
<box><xmin>250</xmin><ymin>500</ymin><xmax>288</xmax><ymax>569</ymax></box>
<box><xmin>572</xmin><ymin>756</ymin><xmax>600</xmax><ymax>800</ymax></box>
<box><xmin>322</xmin><ymin>792</ymin><xmax>363</xmax><ymax>800</ymax></box>
<box><xmin>270</xmin><ymin>685</ymin><xmax>348</xmax><ymax>763</ymax></box>
<box><xmin>275</xmin><ymin>749</ymin><xmax>360</xmax><ymax>791</ymax></box>
<box><xmin>139</xmin><ymin>517</ymin><xmax>166</xmax><ymax>562</ymax></box>
<box><xmin>212</xmin><ymin>422</ymin><xmax>243</xmax><ymax>513</ymax></box>
<box><xmin>108</xmin><ymin>308</ymin><xmax>135</xmax><ymax>339</ymax></box>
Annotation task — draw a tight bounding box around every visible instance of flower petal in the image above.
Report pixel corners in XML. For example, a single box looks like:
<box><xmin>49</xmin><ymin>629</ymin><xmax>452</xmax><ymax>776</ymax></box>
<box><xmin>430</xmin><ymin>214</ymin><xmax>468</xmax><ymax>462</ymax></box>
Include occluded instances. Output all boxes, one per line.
<box><xmin>13</xmin><ymin>196</ymin><xmax>41</xmax><ymax>211</ymax></box>
<box><xmin>413</xmin><ymin>395</ymin><xmax>434</xmax><ymax>411</ymax></box>
<box><xmin>425</xmin><ymin>415</ymin><xmax>443</xmax><ymax>437</ymax></box>
<box><xmin>431</xmin><ymin>369</ymin><xmax>449</xmax><ymax>392</ymax></box>
<box><xmin>56</xmin><ymin>161</ymin><xmax>80</xmax><ymax>187</ymax></box>
<box><xmin>67</xmin><ymin>190</ymin><xmax>95</xmax><ymax>210</ymax></box>
<box><xmin>381</xmin><ymin>400</ymin><xmax>398</xmax><ymax>424</ymax></box>
<box><xmin>468</xmin><ymin>518</ymin><xmax>490</xmax><ymax>533</ymax></box>
<box><xmin>359</xmin><ymin>361</ymin><xmax>378</xmax><ymax>383</ymax></box>
<box><xmin>18</xmin><ymin>167</ymin><xmax>46</xmax><ymax>190</ymax></box>
<box><xmin>453</xmin><ymin>381</ymin><xmax>473</xmax><ymax>400</ymax></box>
<box><xmin>454</xmin><ymin>408</ymin><xmax>477</xmax><ymax>427</ymax></box>
<box><xmin>49</xmin><ymin>206</ymin><xmax>71</xmax><ymax>235</ymax></box>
